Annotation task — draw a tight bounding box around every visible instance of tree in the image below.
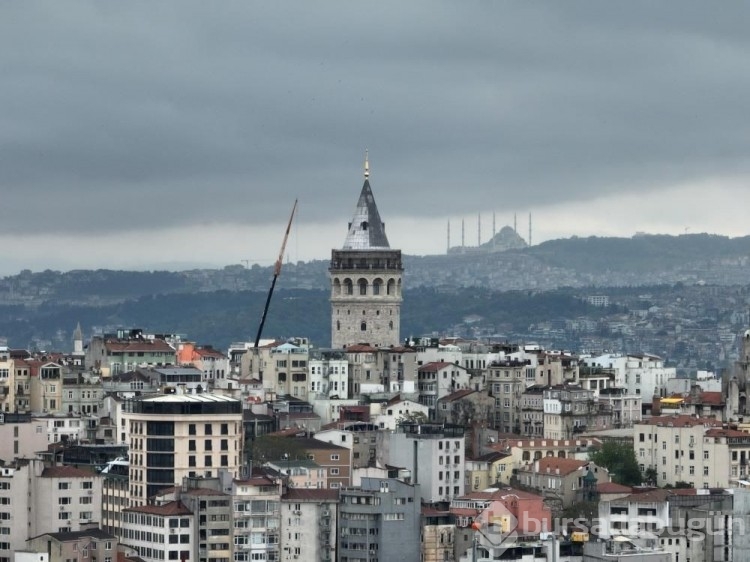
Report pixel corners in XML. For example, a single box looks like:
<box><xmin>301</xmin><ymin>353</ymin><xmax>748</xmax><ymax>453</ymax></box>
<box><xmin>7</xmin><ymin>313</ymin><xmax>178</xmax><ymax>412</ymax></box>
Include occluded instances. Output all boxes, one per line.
<box><xmin>644</xmin><ymin>467</ymin><xmax>658</xmax><ymax>486</ymax></box>
<box><xmin>589</xmin><ymin>441</ymin><xmax>642</xmax><ymax>487</ymax></box>
<box><xmin>250</xmin><ymin>436</ymin><xmax>308</xmax><ymax>465</ymax></box>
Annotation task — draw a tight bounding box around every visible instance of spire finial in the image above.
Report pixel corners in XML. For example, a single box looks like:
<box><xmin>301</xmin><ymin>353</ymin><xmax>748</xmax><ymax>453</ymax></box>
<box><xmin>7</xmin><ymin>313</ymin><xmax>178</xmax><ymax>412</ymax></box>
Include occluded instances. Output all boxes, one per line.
<box><xmin>364</xmin><ymin>149</ymin><xmax>370</xmax><ymax>179</ymax></box>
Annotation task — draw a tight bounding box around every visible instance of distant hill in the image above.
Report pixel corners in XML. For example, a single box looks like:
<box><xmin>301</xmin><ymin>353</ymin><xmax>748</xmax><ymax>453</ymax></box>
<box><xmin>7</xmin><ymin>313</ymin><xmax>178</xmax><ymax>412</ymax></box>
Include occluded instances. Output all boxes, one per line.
<box><xmin>1</xmin><ymin>232</ymin><xmax>749</xmax><ymax>350</ymax></box>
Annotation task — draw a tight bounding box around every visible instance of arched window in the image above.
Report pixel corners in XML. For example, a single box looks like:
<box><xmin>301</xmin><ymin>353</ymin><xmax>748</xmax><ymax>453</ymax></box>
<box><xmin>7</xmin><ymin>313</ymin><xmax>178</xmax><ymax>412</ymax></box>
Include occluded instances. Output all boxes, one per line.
<box><xmin>387</xmin><ymin>279</ymin><xmax>396</xmax><ymax>295</ymax></box>
<box><xmin>336</xmin><ymin>321</ymin><xmax>340</xmax><ymax>331</ymax></box>
<box><xmin>361</xmin><ymin>322</ymin><xmax>367</xmax><ymax>332</ymax></box>
<box><xmin>397</xmin><ymin>278</ymin><xmax>402</xmax><ymax>296</ymax></box>
<box><xmin>344</xmin><ymin>278</ymin><xmax>353</xmax><ymax>295</ymax></box>
<box><xmin>373</xmin><ymin>278</ymin><xmax>383</xmax><ymax>295</ymax></box>
<box><xmin>333</xmin><ymin>278</ymin><xmax>341</xmax><ymax>296</ymax></box>
<box><xmin>522</xmin><ymin>451</ymin><xmax>530</xmax><ymax>461</ymax></box>
<box><xmin>358</xmin><ymin>278</ymin><xmax>368</xmax><ymax>295</ymax></box>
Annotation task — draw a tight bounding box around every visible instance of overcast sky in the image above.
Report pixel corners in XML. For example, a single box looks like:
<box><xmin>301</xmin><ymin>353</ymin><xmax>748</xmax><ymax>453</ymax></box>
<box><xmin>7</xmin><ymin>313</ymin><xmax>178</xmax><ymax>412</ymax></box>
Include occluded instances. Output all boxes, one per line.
<box><xmin>2</xmin><ymin>2</ymin><xmax>750</xmax><ymax>275</ymax></box>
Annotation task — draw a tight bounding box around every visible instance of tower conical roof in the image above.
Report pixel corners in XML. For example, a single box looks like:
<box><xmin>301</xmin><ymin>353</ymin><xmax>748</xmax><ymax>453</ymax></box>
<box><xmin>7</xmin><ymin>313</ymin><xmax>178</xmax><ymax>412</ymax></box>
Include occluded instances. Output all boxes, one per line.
<box><xmin>342</xmin><ymin>175</ymin><xmax>390</xmax><ymax>250</ymax></box>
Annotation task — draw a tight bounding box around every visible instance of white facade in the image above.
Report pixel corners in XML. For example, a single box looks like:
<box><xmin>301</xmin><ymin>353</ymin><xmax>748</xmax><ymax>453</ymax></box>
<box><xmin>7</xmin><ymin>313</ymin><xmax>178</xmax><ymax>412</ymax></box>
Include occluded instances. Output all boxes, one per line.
<box><xmin>36</xmin><ymin>415</ymin><xmax>85</xmax><ymax>444</ymax></box>
<box><xmin>308</xmin><ymin>358</ymin><xmax>348</xmax><ymax>399</ymax></box>
<box><xmin>120</xmin><ymin>503</ymin><xmax>194</xmax><ymax>562</ymax></box>
<box><xmin>584</xmin><ymin>353</ymin><xmax>675</xmax><ymax>398</ymax></box>
<box><xmin>379</xmin><ymin>428</ymin><xmax>465</xmax><ymax>503</ymax></box>
<box><xmin>280</xmin><ymin>492</ymin><xmax>337</xmax><ymax>562</ymax></box>
<box><xmin>370</xmin><ymin>399</ymin><xmax>429</xmax><ymax>430</ymax></box>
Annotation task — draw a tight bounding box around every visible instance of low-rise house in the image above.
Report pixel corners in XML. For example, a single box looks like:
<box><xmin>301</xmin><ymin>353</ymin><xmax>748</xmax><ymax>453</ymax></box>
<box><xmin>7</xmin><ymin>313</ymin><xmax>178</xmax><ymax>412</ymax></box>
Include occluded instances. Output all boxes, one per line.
<box><xmin>465</xmin><ymin>451</ymin><xmax>513</xmax><ymax>492</ymax></box>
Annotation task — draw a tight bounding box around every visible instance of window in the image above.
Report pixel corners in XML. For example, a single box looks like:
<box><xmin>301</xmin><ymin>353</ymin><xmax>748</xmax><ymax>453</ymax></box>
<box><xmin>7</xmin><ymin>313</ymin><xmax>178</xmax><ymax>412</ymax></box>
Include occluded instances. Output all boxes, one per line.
<box><xmin>189</xmin><ymin>424</ymin><xmax>196</xmax><ymax>436</ymax></box>
<box><xmin>205</xmin><ymin>424</ymin><xmax>213</xmax><ymax>435</ymax></box>
<box><xmin>330</xmin><ymin>468</ymin><xmax>339</xmax><ymax>475</ymax></box>
<box><xmin>703</xmin><ymin>466</ymin><xmax>709</xmax><ymax>476</ymax></box>
<box><xmin>221</xmin><ymin>423</ymin><xmax>229</xmax><ymax>435</ymax></box>
<box><xmin>331</xmin><ymin>454</ymin><xmax>340</xmax><ymax>461</ymax></box>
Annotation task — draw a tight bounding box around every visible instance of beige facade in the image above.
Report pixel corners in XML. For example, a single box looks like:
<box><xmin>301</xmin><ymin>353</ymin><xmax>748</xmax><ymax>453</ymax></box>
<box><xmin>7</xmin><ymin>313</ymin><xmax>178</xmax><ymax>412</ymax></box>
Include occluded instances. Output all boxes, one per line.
<box><xmin>0</xmin><ymin>350</ymin><xmax>14</xmax><ymax>413</ymax></box>
<box><xmin>0</xmin><ymin>415</ymin><xmax>48</xmax><ymax>462</ymax></box>
<box><xmin>281</xmin><ymin>489</ymin><xmax>338</xmax><ymax>562</ymax></box>
<box><xmin>27</xmin><ymin>529</ymin><xmax>117</xmax><ymax>562</ymax></box>
<box><xmin>122</xmin><ymin>393</ymin><xmax>243</xmax><ymax>506</ymax></box>
<box><xmin>634</xmin><ymin>415</ymin><xmax>750</xmax><ymax>488</ymax></box>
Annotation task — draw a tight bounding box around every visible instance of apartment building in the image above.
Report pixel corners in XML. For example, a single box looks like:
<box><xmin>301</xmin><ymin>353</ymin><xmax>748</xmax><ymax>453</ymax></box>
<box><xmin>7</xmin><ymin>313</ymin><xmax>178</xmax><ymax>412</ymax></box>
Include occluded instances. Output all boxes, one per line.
<box><xmin>515</xmin><ymin>457</ymin><xmax>610</xmax><ymax>509</ymax></box>
<box><xmin>26</xmin><ymin>529</ymin><xmax>118</xmax><ymax>562</ymax></box>
<box><xmin>120</xmin><ymin>501</ymin><xmax>194</xmax><ymax>562</ymax></box>
<box><xmin>122</xmin><ymin>392</ymin><xmax>243</xmax><ymax>506</ymax></box>
<box><xmin>86</xmin><ymin>330</ymin><xmax>177</xmax><ymax>377</ymax></box>
<box><xmin>308</xmin><ymin>349</ymin><xmax>348</xmax><ymax>399</ymax></box>
<box><xmin>417</xmin><ymin>362</ymin><xmax>471</xmax><ymax>413</ymax></box>
<box><xmin>487</xmin><ymin>357</ymin><xmax>527</xmax><ymax>434</ymax></box>
<box><xmin>0</xmin><ymin>413</ymin><xmax>48</xmax><ymax>462</ymax></box>
<box><xmin>224</xmin><ymin>473</ymin><xmax>282</xmax><ymax>562</ymax></box>
<box><xmin>280</xmin><ymin>489</ymin><xmax>338</xmax><ymax>562</ymax></box>
<box><xmin>543</xmin><ymin>384</ymin><xmax>613</xmax><ymax>439</ymax></box>
<box><xmin>338</xmin><ymin>478</ymin><xmax>421</xmax><ymax>562</ymax></box>
<box><xmin>634</xmin><ymin>415</ymin><xmax>742</xmax><ymax>488</ymax></box>
<box><xmin>0</xmin><ymin>348</ymin><xmax>14</xmax><ymax>413</ymax></box>
<box><xmin>378</xmin><ymin>423</ymin><xmax>465</xmax><ymax>503</ymax></box>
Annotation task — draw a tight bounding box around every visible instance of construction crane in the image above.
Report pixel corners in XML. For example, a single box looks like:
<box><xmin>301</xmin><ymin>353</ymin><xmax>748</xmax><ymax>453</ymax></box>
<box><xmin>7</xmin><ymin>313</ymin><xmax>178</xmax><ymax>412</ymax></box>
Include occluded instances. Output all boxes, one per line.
<box><xmin>254</xmin><ymin>199</ymin><xmax>298</xmax><ymax>349</ymax></box>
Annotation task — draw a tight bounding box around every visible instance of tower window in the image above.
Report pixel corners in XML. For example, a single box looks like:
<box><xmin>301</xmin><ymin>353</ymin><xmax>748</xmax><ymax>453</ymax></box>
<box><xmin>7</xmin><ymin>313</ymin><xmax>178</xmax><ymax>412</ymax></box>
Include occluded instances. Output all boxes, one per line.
<box><xmin>361</xmin><ymin>221</ymin><xmax>368</xmax><ymax>230</ymax></box>
<box><xmin>373</xmin><ymin>278</ymin><xmax>383</xmax><ymax>295</ymax></box>
<box><xmin>389</xmin><ymin>321</ymin><xmax>394</xmax><ymax>330</ymax></box>
<box><xmin>344</xmin><ymin>279</ymin><xmax>353</xmax><ymax>295</ymax></box>
<box><xmin>358</xmin><ymin>278</ymin><xmax>368</xmax><ymax>295</ymax></box>
<box><xmin>337</xmin><ymin>321</ymin><xmax>340</xmax><ymax>331</ymax></box>
<box><xmin>361</xmin><ymin>322</ymin><xmax>367</xmax><ymax>331</ymax></box>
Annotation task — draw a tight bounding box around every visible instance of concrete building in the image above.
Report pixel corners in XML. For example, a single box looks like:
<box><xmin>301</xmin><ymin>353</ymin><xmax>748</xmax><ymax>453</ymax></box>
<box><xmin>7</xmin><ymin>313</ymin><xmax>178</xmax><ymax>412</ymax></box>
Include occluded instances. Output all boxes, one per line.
<box><xmin>543</xmin><ymin>385</ymin><xmax>613</xmax><ymax>439</ymax></box>
<box><xmin>280</xmin><ymin>488</ymin><xmax>338</xmax><ymax>562</ymax></box>
<box><xmin>26</xmin><ymin>529</ymin><xmax>118</xmax><ymax>562</ymax></box>
<box><xmin>223</xmin><ymin>472</ymin><xmax>282</xmax><ymax>562</ymax></box>
<box><xmin>369</xmin><ymin>397</ymin><xmax>428</xmax><ymax>430</ymax></box>
<box><xmin>120</xmin><ymin>501</ymin><xmax>194</xmax><ymax>562</ymax></box>
<box><xmin>308</xmin><ymin>349</ymin><xmax>348</xmax><ymax>400</ymax></box>
<box><xmin>378</xmin><ymin>423</ymin><xmax>466</xmax><ymax>503</ymax></box>
<box><xmin>293</xmin><ymin>438</ymin><xmax>351</xmax><ymax>489</ymax></box>
<box><xmin>121</xmin><ymin>392</ymin><xmax>243</xmax><ymax>506</ymax></box>
<box><xmin>337</xmin><ymin>477</ymin><xmax>421</xmax><ymax>562</ymax></box>
<box><xmin>0</xmin><ymin>348</ymin><xmax>15</xmax><ymax>413</ymax></box>
<box><xmin>0</xmin><ymin>413</ymin><xmax>48</xmax><ymax>462</ymax></box>
<box><xmin>515</xmin><ymin>457</ymin><xmax>610</xmax><ymax>510</ymax></box>
<box><xmin>634</xmin><ymin>415</ymin><xmax>750</xmax><ymax>488</ymax></box>
<box><xmin>330</xmin><ymin>158</ymin><xmax>403</xmax><ymax>350</ymax></box>
<box><xmin>437</xmin><ymin>389</ymin><xmax>495</xmax><ymax>427</ymax></box>
<box><xmin>417</xmin><ymin>362</ymin><xmax>471</xmax><ymax>413</ymax></box>
<box><xmin>85</xmin><ymin>329</ymin><xmax>177</xmax><ymax>378</ymax></box>
<box><xmin>0</xmin><ymin>459</ymin><xmax>104</xmax><ymax>560</ymax></box>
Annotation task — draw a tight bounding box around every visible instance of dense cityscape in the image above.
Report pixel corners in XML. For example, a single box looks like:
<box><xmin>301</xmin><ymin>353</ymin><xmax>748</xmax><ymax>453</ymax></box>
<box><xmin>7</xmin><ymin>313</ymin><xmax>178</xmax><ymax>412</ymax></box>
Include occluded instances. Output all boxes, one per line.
<box><xmin>2</xmin><ymin>170</ymin><xmax>750</xmax><ymax>562</ymax></box>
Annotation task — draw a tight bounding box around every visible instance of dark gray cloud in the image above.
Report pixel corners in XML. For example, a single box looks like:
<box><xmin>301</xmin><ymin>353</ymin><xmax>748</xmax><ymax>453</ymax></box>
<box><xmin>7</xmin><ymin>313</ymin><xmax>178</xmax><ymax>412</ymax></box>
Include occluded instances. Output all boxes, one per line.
<box><xmin>1</xmin><ymin>1</ymin><xmax>750</xmax><ymax>241</ymax></box>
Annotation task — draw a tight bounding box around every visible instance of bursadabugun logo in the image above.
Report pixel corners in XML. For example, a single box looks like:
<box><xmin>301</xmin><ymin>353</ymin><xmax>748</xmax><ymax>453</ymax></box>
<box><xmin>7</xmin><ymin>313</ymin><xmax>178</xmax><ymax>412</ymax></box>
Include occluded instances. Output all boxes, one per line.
<box><xmin>471</xmin><ymin>499</ymin><xmax>519</xmax><ymax>553</ymax></box>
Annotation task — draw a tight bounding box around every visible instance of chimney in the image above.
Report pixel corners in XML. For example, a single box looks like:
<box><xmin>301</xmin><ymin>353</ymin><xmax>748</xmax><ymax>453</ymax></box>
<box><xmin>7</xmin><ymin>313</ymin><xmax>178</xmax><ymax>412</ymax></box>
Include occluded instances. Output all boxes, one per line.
<box><xmin>652</xmin><ymin>389</ymin><xmax>661</xmax><ymax>416</ymax></box>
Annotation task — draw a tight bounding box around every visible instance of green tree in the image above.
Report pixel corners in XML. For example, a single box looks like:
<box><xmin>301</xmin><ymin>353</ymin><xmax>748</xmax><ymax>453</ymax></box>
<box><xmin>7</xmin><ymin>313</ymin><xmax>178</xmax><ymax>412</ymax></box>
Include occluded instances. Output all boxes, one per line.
<box><xmin>589</xmin><ymin>441</ymin><xmax>642</xmax><ymax>486</ymax></box>
<box><xmin>250</xmin><ymin>436</ymin><xmax>308</xmax><ymax>465</ymax></box>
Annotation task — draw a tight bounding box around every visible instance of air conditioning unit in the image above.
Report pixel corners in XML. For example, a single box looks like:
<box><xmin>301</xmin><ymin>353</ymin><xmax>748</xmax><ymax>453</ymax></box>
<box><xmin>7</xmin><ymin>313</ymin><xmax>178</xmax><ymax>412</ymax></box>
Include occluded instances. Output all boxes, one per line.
<box><xmin>321</xmin><ymin>510</ymin><xmax>330</xmax><ymax>517</ymax></box>
<box><xmin>293</xmin><ymin>510</ymin><xmax>302</xmax><ymax>515</ymax></box>
<box><xmin>59</xmin><ymin>505</ymin><xmax>65</xmax><ymax>511</ymax></box>
<box><xmin>87</xmin><ymin>490</ymin><xmax>94</xmax><ymax>495</ymax></box>
<box><xmin>170</xmin><ymin>528</ymin><xmax>176</xmax><ymax>534</ymax></box>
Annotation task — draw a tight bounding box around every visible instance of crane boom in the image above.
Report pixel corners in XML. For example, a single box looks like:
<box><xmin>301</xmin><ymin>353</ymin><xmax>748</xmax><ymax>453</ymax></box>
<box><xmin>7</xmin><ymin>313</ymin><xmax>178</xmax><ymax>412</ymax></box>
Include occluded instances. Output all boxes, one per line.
<box><xmin>254</xmin><ymin>199</ymin><xmax>298</xmax><ymax>349</ymax></box>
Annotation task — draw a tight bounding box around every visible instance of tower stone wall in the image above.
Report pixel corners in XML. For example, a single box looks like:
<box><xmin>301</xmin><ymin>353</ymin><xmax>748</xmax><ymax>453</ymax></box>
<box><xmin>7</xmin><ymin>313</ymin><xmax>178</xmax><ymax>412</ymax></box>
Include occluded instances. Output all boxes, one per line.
<box><xmin>330</xmin><ymin>159</ymin><xmax>402</xmax><ymax>349</ymax></box>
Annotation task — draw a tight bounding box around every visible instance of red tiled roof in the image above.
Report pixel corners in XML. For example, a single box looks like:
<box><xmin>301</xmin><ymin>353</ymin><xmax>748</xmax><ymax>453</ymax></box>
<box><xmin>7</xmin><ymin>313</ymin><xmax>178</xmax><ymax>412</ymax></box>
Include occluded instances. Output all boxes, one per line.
<box><xmin>685</xmin><ymin>392</ymin><xmax>724</xmax><ymax>406</ymax></box>
<box><xmin>705</xmin><ymin>428</ymin><xmax>750</xmax><ymax>438</ymax></box>
<box><xmin>526</xmin><ymin>457</ymin><xmax>588</xmax><ymax>477</ymax></box>
<box><xmin>439</xmin><ymin>389</ymin><xmax>475</xmax><ymax>402</ymax></box>
<box><xmin>124</xmin><ymin>501</ymin><xmax>192</xmax><ymax>516</ymax></box>
<box><xmin>597</xmin><ymin>482</ymin><xmax>632</xmax><ymax>494</ymax></box>
<box><xmin>345</xmin><ymin>344</ymin><xmax>379</xmax><ymax>353</ymax></box>
<box><xmin>105</xmin><ymin>339</ymin><xmax>175</xmax><ymax>353</ymax></box>
<box><xmin>41</xmin><ymin>466</ymin><xmax>95</xmax><ymax>478</ymax></box>
<box><xmin>418</xmin><ymin>361</ymin><xmax>455</xmax><ymax>372</ymax></box>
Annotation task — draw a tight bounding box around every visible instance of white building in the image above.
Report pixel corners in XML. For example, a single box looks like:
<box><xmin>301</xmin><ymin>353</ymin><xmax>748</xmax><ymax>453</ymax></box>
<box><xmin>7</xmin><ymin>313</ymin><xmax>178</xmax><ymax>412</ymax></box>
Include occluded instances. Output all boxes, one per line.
<box><xmin>120</xmin><ymin>501</ymin><xmax>194</xmax><ymax>562</ymax></box>
<box><xmin>377</xmin><ymin>423</ymin><xmax>465</xmax><ymax>503</ymax></box>
<box><xmin>584</xmin><ymin>353</ymin><xmax>675</xmax><ymax>398</ymax></box>
<box><xmin>370</xmin><ymin>398</ymin><xmax>429</xmax><ymax>430</ymax></box>
<box><xmin>280</xmin><ymin>489</ymin><xmax>338</xmax><ymax>562</ymax></box>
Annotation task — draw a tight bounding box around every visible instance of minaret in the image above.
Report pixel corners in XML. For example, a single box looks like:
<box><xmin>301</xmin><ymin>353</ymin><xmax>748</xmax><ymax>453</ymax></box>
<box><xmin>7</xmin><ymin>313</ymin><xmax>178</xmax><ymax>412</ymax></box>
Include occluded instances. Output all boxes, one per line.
<box><xmin>329</xmin><ymin>153</ymin><xmax>403</xmax><ymax>349</ymax></box>
<box><xmin>72</xmin><ymin>322</ymin><xmax>84</xmax><ymax>356</ymax></box>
